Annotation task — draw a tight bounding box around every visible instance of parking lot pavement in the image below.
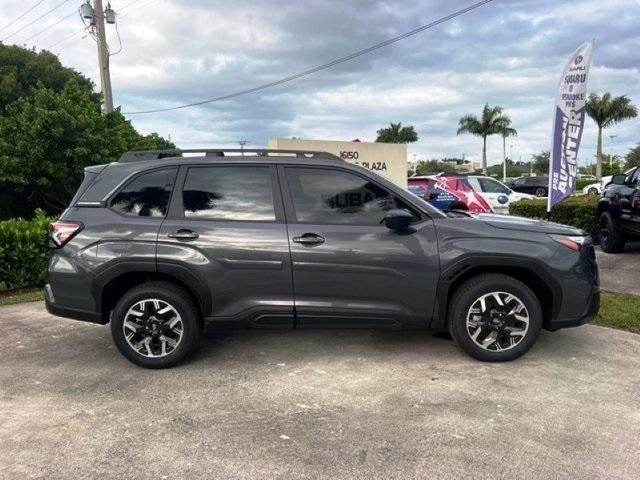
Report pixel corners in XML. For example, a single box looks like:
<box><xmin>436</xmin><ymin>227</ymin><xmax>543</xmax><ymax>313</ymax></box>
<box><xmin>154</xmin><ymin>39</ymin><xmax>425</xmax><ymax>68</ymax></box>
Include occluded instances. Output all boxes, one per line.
<box><xmin>596</xmin><ymin>241</ymin><xmax>640</xmax><ymax>295</ymax></box>
<box><xmin>1</xmin><ymin>302</ymin><xmax>639</xmax><ymax>480</ymax></box>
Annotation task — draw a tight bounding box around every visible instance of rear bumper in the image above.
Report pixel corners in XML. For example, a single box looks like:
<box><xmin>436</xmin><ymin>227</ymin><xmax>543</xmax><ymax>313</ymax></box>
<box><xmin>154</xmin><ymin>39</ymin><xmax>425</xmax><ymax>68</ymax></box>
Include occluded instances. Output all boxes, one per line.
<box><xmin>547</xmin><ymin>287</ymin><xmax>600</xmax><ymax>331</ymax></box>
<box><xmin>44</xmin><ymin>284</ymin><xmax>105</xmax><ymax>324</ymax></box>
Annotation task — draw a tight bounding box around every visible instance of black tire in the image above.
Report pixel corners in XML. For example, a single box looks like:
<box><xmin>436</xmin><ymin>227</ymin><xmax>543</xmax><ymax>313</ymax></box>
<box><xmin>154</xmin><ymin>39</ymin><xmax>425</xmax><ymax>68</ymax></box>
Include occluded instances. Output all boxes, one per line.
<box><xmin>599</xmin><ymin>211</ymin><xmax>625</xmax><ymax>254</ymax></box>
<box><xmin>587</xmin><ymin>187</ymin><xmax>599</xmax><ymax>196</ymax></box>
<box><xmin>110</xmin><ymin>281</ymin><xmax>201</xmax><ymax>368</ymax></box>
<box><xmin>534</xmin><ymin>187</ymin><xmax>547</xmax><ymax>197</ymax></box>
<box><xmin>448</xmin><ymin>274</ymin><xmax>543</xmax><ymax>362</ymax></box>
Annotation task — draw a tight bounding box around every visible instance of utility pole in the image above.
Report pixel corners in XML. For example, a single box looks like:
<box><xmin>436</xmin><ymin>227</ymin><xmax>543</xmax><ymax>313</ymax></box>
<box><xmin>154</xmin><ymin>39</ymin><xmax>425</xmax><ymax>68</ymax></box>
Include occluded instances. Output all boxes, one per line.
<box><xmin>94</xmin><ymin>0</ymin><xmax>113</xmax><ymax>112</ymax></box>
<box><xmin>502</xmin><ymin>134</ymin><xmax>507</xmax><ymax>182</ymax></box>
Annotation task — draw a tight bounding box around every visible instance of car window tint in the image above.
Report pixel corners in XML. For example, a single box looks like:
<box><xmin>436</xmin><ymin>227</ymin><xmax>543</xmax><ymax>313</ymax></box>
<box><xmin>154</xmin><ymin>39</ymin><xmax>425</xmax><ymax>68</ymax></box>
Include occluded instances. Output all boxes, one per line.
<box><xmin>182</xmin><ymin>166</ymin><xmax>275</xmax><ymax>221</ymax></box>
<box><xmin>478</xmin><ymin>177</ymin><xmax>511</xmax><ymax>194</ymax></box>
<box><xmin>110</xmin><ymin>168</ymin><xmax>177</xmax><ymax>217</ymax></box>
<box><xmin>631</xmin><ymin>168</ymin><xmax>640</xmax><ymax>185</ymax></box>
<box><xmin>285</xmin><ymin>167</ymin><xmax>395</xmax><ymax>225</ymax></box>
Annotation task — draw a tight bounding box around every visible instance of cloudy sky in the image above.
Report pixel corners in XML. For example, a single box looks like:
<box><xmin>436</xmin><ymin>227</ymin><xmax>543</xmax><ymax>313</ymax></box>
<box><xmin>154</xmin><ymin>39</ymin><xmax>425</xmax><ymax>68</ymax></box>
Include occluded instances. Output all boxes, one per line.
<box><xmin>1</xmin><ymin>0</ymin><xmax>639</xmax><ymax>166</ymax></box>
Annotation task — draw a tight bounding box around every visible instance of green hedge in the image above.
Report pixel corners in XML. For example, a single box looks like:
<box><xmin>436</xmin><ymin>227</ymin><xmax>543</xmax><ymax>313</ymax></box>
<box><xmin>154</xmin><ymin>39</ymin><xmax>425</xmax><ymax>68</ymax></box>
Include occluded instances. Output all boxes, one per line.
<box><xmin>0</xmin><ymin>210</ymin><xmax>52</xmax><ymax>289</ymax></box>
<box><xmin>508</xmin><ymin>196</ymin><xmax>600</xmax><ymax>238</ymax></box>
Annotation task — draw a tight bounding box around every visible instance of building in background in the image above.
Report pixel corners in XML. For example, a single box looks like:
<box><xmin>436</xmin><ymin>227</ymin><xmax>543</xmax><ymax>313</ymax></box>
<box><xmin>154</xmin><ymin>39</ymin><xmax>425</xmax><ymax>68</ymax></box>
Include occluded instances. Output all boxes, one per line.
<box><xmin>267</xmin><ymin>138</ymin><xmax>408</xmax><ymax>187</ymax></box>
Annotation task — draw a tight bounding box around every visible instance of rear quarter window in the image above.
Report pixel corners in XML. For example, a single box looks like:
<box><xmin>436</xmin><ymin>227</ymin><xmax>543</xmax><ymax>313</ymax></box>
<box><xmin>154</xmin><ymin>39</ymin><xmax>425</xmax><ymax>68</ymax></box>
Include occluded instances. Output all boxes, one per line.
<box><xmin>110</xmin><ymin>168</ymin><xmax>177</xmax><ymax>217</ymax></box>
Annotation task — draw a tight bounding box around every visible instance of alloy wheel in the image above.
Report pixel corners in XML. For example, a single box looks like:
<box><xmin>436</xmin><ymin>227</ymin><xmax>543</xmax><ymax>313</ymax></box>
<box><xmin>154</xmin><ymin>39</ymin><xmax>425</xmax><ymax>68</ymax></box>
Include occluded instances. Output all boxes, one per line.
<box><xmin>122</xmin><ymin>299</ymin><xmax>184</xmax><ymax>358</ymax></box>
<box><xmin>466</xmin><ymin>291</ymin><xmax>529</xmax><ymax>351</ymax></box>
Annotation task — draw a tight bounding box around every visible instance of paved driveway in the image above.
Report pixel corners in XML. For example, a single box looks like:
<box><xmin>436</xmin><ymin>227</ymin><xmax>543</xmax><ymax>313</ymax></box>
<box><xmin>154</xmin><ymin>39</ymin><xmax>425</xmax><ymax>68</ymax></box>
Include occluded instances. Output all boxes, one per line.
<box><xmin>596</xmin><ymin>241</ymin><xmax>640</xmax><ymax>295</ymax></box>
<box><xmin>1</xmin><ymin>302</ymin><xmax>639</xmax><ymax>479</ymax></box>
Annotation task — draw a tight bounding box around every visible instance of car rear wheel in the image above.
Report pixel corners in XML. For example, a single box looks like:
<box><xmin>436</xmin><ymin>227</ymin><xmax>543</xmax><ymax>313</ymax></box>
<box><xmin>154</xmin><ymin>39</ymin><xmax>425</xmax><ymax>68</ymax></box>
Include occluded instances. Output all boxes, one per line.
<box><xmin>111</xmin><ymin>281</ymin><xmax>201</xmax><ymax>368</ymax></box>
<box><xmin>587</xmin><ymin>187</ymin><xmax>599</xmax><ymax>196</ymax></box>
<box><xmin>599</xmin><ymin>211</ymin><xmax>625</xmax><ymax>253</ymax></box>
<box><xmin>448</xmin><ymin>274</ymin><xmax>542</xmax><ymax>362</ymax></box>
<box><xmin>534</xmin><ymin>187</ymin><xmax>547</xmax><ymax>197</ymax></box>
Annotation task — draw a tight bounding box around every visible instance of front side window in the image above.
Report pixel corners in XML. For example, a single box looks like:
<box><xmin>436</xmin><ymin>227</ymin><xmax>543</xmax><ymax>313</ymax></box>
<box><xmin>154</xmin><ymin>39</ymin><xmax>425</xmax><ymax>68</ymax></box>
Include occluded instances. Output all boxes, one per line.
<box><xmin>285</xmin><ymin>167</ymin><xmax>395</xmax><ymax>225</ymax></box>
<box><xmin>110</xmin><ymin>168</ymin><xmax>177</xmax><ymax>217</ymax></box>
<box><xmin>630</xmin><ymin>167</ymin><xmax>640</xmax><ymax>185</ymax></box>
<box><xmin>478</xmin><ymin>177</ymin><xmax>511</xmax><ymax>194</ymax></box>
<box><xmin>182</xmin><ymin>166</ymin><xmax>276</xmax><ymax>221</ymax></box>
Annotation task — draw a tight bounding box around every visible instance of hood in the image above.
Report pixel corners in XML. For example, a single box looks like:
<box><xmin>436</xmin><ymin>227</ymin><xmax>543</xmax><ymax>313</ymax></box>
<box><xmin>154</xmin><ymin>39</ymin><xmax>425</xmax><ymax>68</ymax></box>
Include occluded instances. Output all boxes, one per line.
<box><xmin>510</xmin><ymin>192</ymin><xmax>535</xmax><ymax>200</ymax></box>
<box><xmin>473</xmin><ymin>213</ymin><xmax>586</xmax><ymax>236</ymax></box>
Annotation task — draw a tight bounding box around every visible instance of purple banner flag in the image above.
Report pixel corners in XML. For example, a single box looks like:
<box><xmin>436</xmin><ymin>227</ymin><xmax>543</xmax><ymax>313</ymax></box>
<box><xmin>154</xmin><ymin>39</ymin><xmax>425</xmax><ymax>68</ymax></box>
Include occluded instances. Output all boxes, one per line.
<box><xmin>548</xmin><ymin>41</ymin><xmax>594</xmax><ymax>211</ymax></box>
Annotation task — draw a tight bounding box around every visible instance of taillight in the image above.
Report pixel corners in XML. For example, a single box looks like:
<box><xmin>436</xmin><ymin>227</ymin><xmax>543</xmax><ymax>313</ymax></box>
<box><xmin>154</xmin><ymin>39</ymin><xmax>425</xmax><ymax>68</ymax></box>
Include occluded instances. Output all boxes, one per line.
<box><xmin>49</xmin><ymin>221</ymin><xmax>83</xmax><ymax>248</ymax></box>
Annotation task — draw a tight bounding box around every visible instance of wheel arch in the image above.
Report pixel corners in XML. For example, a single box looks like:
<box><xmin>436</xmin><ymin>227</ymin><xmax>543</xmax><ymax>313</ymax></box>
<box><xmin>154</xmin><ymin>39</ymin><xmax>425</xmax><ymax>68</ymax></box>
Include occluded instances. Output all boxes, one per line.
<box><xmin>98</xmin><ymin>270</ymin><xmax>209</xmax><ymax>323</ymax></box>
<box><xmin>433</xmin><ymin>259</ymin><xmax>559</xmax><ymax>331</ymax></box>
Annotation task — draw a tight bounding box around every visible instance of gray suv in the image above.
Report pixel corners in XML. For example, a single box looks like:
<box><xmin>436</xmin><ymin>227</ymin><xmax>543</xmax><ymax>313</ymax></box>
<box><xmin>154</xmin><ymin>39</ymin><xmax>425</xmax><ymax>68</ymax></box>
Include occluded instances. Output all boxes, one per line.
<box><xmin>45</xmin><ymin>149</ymin><xmax>599</xmax><ymax>368</ymax></box>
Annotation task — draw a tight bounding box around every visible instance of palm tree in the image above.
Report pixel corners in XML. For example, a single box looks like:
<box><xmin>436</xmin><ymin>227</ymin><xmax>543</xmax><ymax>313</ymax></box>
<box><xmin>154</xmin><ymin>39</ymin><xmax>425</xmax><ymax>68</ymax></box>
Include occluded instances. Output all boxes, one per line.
<box><xmin>375</xmin><ymin>122</ymin><xmax>418</xmax><ymax>143</ymax></box>
<box><xmin>585</xmin><ymin>93</ymin><xmax>638</xmax><ymax>180</ymax></box>
<box><xmin>457</xmin><ymin>104</ymin><xmax>515</xmax><ymax>175</ymax></box>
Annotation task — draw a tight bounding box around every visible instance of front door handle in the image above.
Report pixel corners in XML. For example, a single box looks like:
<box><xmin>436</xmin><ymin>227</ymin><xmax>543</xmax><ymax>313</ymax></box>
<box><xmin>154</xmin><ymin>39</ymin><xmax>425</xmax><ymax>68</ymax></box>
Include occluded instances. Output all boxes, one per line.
<box><xmin>168</xmin><ymin>229</ymin><xmax>199</xmax><ymax>240</ymax></box>
<box><xmin>292</xmin><ymin>233</ymin><xmax>325</xmax><ymax>245</ymax></box>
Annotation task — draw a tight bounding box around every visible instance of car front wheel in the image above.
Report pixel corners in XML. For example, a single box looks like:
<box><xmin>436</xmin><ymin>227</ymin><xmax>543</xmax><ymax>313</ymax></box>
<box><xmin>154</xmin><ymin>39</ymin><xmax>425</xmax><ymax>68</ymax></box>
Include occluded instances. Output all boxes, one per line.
<box><xmin>448</xmin><ymin>274</ymin><xmax>543</xmax><ymax>362</ymax></box>
<box><xmin>110</xmin><ymin>281</ymin><xmax>201</xmax><ymax>368</ymax></box>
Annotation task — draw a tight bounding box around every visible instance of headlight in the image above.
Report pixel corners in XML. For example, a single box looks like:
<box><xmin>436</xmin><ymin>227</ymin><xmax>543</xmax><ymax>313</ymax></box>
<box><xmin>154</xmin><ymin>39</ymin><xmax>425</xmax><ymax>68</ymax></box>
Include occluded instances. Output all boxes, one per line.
<box><xmin>550</xmin><ymin>235</ymin><xmax>588</xmax><ymax>251</ymax></box>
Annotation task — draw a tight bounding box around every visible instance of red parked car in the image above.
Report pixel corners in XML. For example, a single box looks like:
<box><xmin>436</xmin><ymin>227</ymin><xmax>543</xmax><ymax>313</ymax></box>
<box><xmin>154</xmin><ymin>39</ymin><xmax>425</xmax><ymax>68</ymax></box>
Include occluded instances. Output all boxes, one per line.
<box><xmin>408</xmin><ymin>175</ymin><xmax>492</xmax><ymax>213</ymax></box>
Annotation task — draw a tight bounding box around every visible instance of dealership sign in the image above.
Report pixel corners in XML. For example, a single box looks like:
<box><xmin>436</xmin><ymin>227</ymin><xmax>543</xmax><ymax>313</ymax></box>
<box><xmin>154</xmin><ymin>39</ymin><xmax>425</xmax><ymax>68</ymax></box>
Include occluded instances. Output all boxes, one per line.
<box><xmin>548</xmin><ymin>41</ymin><xmax>594</xmax><ymax>211</ymax></box>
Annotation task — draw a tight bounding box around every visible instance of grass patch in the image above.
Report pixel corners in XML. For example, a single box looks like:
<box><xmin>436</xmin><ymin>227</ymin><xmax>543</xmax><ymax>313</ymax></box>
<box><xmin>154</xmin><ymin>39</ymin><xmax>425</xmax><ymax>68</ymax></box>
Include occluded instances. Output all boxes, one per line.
<box><xmin>0</xmin><ymin>287</ymin><xmax>44</xmax><ymax>306</ymax></box>
<box><xmin>594</xmin><ymin>291</ymin><xmax>640</xmax><ymax>334</ymax></box>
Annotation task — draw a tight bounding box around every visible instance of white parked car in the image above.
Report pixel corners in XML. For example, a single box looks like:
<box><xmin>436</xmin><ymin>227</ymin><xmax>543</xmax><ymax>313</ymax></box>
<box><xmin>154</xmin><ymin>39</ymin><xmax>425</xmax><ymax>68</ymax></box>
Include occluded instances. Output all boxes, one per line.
<box><xmin>466</xmin><ymin>176</ymin><xmax>534</xmax><ymax>214</ymax></box>
<box><xmin>582</xmin><ymin>168</ymin><xmax>635</xmax><ymax>195</ymax></box>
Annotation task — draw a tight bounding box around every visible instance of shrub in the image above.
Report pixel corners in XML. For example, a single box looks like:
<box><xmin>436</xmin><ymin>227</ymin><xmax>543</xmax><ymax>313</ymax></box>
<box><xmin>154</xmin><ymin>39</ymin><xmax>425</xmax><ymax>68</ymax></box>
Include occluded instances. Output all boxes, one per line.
<box><xmin>508</xmin><ymin>196</ymin><xmax>599</xmax><ymax>238</ymax></box>
<box><xmin>0</xmin><ymin>210</ymin><xmax>52</xmax><ymax>289</ymax></box>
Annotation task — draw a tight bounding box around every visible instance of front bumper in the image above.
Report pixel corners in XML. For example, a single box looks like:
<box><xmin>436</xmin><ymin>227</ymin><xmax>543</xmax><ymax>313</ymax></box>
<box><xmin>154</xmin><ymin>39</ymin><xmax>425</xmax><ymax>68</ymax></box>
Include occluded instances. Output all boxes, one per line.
<box><xmin>547</xmin><ymin>287</ymin><xmax>600</xmax><ymax>331</ymax></box>
<box><xmin>44</xmin><ymin>284</ymin><xmax>104</xmax><ymax>324</ymax></box>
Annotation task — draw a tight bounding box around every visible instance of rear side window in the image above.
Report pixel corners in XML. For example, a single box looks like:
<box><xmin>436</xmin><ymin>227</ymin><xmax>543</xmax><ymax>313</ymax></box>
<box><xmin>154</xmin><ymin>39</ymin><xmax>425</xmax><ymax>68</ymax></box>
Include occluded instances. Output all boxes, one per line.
<box><xmin>477</xmin><ymin>177</ymin><xmax>510</xmax><ymax>194</ymax></box>
<box><xmin>110</xmin><ymin>168</ymin><xmax>177</xmax><ymax>217</ymax></box>
<box><xmin>182</xmin><ymin>166</ymin><xmax>276</xmax><ymax>221</ymax></box>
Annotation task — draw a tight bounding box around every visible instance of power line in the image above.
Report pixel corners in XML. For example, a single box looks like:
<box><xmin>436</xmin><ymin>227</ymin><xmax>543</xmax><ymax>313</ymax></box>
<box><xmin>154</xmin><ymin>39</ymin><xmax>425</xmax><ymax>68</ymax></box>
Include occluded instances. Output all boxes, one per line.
<box><xmin>47</xmin><ymin>27</ymin><xmax>85</xmax><ymax>50</ymax></box>
<box><xmin>20</xmin><ymin>10</ymin><xmax>77</xmax><ymax>43</ymax></box>
<box><xmin>2</xmin><ymin>0</ymin><xmax>72</xmax><ymax>42</ymax></box>
<box><xmin>124</xmin><ymin>0</ymin><xmax>494</xmax><ymax>115</ymax></box>
<box><xmin>0</xmin><ymin>0</ymin><xmax>47</xmax><ymax>34</ymax></box>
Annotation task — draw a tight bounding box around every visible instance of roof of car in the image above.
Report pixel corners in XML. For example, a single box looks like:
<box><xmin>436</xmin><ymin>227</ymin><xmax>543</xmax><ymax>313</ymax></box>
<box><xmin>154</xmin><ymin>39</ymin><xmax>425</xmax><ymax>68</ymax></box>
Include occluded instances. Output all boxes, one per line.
<box><xmin>118</xmin><ymin>149</ymin><xmax>342</xmax><ymax>163</ymax></box>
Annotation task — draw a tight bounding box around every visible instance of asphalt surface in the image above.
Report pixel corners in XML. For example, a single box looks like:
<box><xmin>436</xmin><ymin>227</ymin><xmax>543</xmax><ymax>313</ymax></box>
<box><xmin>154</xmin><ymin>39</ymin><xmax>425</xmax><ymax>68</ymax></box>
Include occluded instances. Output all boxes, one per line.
<box><xmin>596</xmin><ymin>241</ymin><xmax>640</xmax><ymax>295</ymax></box>
<box><xmin>1</xmin><ymin>302</ymin><xmax>639</xmax><ymax>479</ymax></box>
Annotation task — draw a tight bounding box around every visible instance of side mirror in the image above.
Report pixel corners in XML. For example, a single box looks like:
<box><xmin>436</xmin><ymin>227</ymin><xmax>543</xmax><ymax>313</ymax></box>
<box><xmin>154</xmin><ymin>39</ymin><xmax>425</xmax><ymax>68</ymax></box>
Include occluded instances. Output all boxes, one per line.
<box><xmin>381</xmin><ymin>208</ymin><xmax>414</xmax><ymax>232</ymax></box>
<box><xmin>611</xmin><ymin>174</ymin><xmax>627</xmax><ymax>185</ymax></box>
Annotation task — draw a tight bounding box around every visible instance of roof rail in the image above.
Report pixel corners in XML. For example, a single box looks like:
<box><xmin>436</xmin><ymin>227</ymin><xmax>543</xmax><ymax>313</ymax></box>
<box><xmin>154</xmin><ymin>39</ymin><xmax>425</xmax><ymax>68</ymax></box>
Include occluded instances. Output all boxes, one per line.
<box><xmin>118</xmin><ymin>149</ymin><xmax>342</xmax><ymax>163</ymax></box>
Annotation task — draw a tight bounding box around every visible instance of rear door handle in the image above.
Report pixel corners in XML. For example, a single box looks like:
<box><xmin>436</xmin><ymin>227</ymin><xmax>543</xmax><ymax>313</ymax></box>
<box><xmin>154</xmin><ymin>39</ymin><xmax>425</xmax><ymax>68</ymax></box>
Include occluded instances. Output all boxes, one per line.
<box><xmin>168</xmin><ymin>229</ymin><xmax>199</xmax><ymax>240</ymax></box>
<box><xmin>292</xmin><ymin>233</ymin><xmax>325</xmax><ymax>245</ymax></box>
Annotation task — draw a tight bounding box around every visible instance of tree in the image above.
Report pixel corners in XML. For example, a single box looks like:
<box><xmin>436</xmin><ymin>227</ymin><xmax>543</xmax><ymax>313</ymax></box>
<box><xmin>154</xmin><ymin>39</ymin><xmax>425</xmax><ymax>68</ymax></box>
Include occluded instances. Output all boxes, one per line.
<box><xmin>624</xmin><ymin>144</ymin><xmax>640</xmax><ymax>170</ymax></box>
<box><xmin>0</xmin><ymin>44</ymin><xmax>173</xmax><ymax>218</ymax></box>
<box><xmin>413</xmin><ymin>159</ymin><xmax>456</xmax><ymax>175</ymax></box>
<box><xmin>457</xmin><ymin>104</ymin><xmax>515</xmax><ymax>175</ymax></box>
<box><xmin>531</xmin><ymin>151</ymin><xmax>549</xmax><ymax>174</ymax></box>
<box><xmin>0</xmin><ymin>80</ymin><xmax>174</xmax><ymax>216</ymax></box>
<box><xmin>0</xmin><ymin>44</ymin><xmax>96</xmax><ymax>112</ymax></box>
<box><xmin>585</xmin><ymin>93</ymin><xmax>638</xmax><ymax>180</ymax></box>
<box><xmin>375</xmin><ymin>122</ymin><xmax>418</xmax><ymax>143</ymax></box>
